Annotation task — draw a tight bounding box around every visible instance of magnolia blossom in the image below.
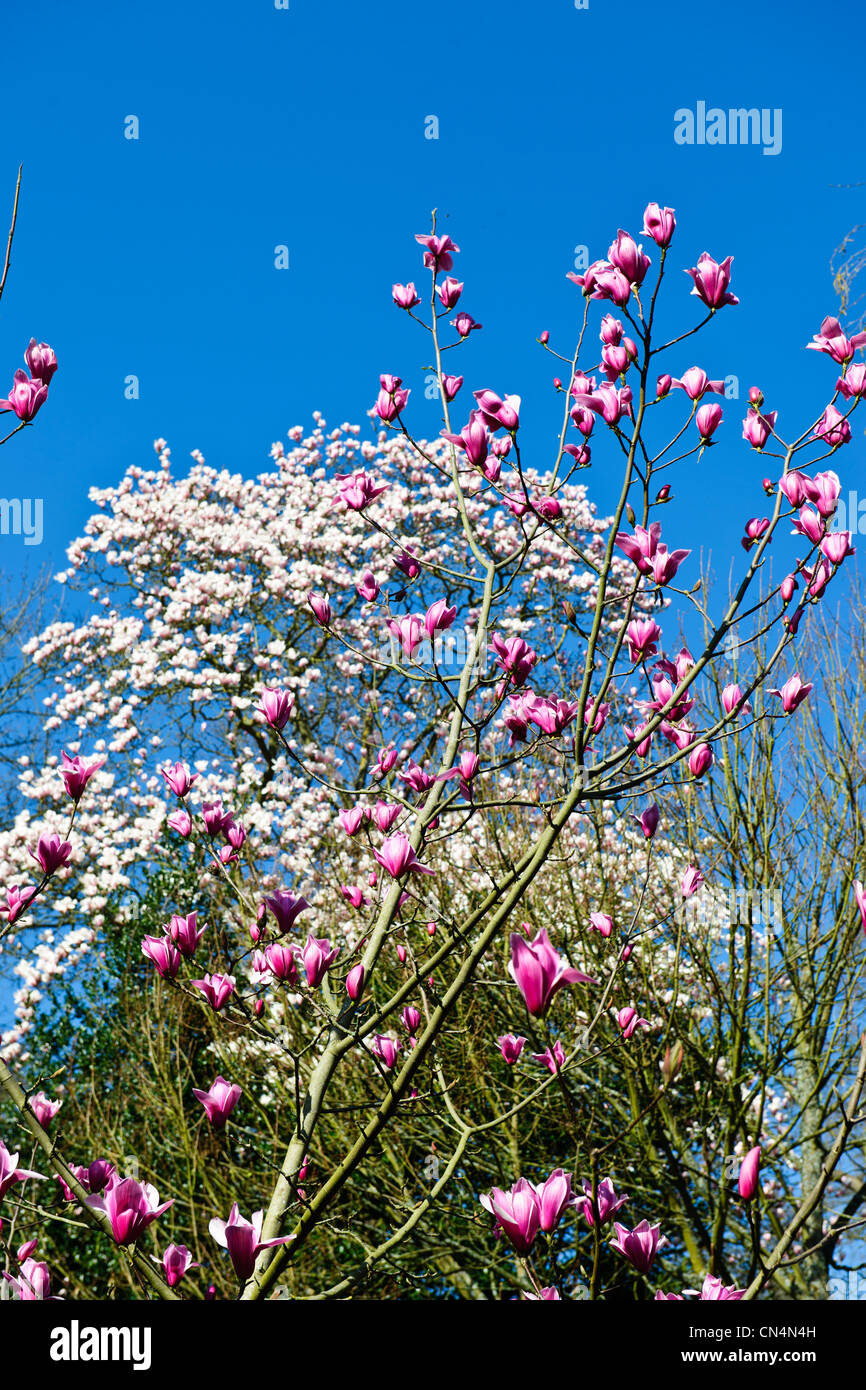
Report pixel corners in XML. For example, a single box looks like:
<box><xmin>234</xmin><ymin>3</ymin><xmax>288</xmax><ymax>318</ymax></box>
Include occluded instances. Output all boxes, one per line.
<box><xmin>87</xmin><ymin>1177</ymin><xmax>173</xmax><ymax>1245</ymax></box>
<box><xmin>29</xmin><ymin>1092</ymin><xmax>62</xmax><ymax>1128</ymax></box>
<box><xmin>372</xmin><ymin>833</ymin><xmax>435</xmax><ymax>879</ymax></box>
<box><xmin>192</xmin><ymin>1076</ymin><xmax>242</xmax><ymax>1128</ymax></box>
<box><xmin>738</xmin><ymin>1146</ymin><xmax>762</xmax><ymax>1201</ymax></box>
<box><xmin>497</xmin><ymin>1033</ymin><xmax>527</xmax><ymax>1064</ymax></box>
<box><xmin>209</xmin><ymin>1204</ymin><xmax>294</xmax><ymax>1282</ymax></box>
<box><xmin>610</xmin><ymin>1219</ymin><xmax>661</xmax><ymax>1273</ymax></box>
<box><xmin>508</xmin><ymin>927</ymin><xmax>593</xmax><ymax>1016</ymax></box>
<box><xmin>158</xmin><ymin>1244</ymin><xmax>199</xmax><ymax>1288</ymax></box>
<box><xmin>767</xmin><ymin>674</ymin><xmax>813</xmax><ymax>714</ymax></box>
<box><xmin>2</xmin><ymin>1258</ymin><xmax>59</xmax><ymax>1300</ymax></box>
<box><xmin>580</xmin><ymin>1177</ymin><xmax>629</xmax><ymax>1227</ymax></box>
<box><xmin>0</xmin><ymin>1141</ymin><xmax>45</xmax><ymax>1199</ymax></box>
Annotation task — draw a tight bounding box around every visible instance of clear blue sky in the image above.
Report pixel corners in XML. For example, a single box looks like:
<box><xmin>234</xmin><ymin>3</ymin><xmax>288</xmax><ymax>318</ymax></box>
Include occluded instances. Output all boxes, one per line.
<box><xmin>0</xmin><ymin>0</ymin><xmax>862</xmax><ymax>589</ymax></box>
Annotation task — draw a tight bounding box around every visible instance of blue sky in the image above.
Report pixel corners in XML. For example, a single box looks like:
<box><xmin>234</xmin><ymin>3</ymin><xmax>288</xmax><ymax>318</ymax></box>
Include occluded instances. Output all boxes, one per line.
<box><xmin>0</xmin><ymin>0</ymin><xmax>862</xmax><ymax>595</ymax></box>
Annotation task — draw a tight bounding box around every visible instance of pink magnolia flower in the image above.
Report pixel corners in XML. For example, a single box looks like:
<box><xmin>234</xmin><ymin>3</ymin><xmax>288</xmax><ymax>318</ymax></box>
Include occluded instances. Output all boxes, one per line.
<box><xmin>509</xmin><ymin>926</ymin><xmax>594</xmax><ymax>1016</ymax></box>
<box><xmin>635</xmin><ymin>804</ymin><xmax>660</xmax><ymax>839</ymax></box>
<box><xmin>303</xmin><ymin>934</ymin><xmax>339</xmax><ymax>987</ymax></box>
<box><xmin>700</xmin><ymin>1275</ymin><xmax>745</xmax><ymax>1300</ymax></box>
<box><xmin>159</xmin><ymin>761</ymin><xmax>199</xmax><ymax>797</ymax></box>
<box><xmin>0</xmin><ymin>368</ymin><xmax>50</xmax><ymax>421</ymax></box>
<box><xmin>372</xmin><ymin>833</ymin><xmax>435</xmax><ymax>879</ymax></box>
<box><xmin>25</xmin><ymin>338</ymin><xmax>58</xmax><ymax>384</ymax></box>
<box><xmin>442</xmin><ymin>374</ymin><xmax>463</xmax><ymax>402</ymax></box>
<box><xmin>525</xmin><ymin>1287</ymin><xmax>561</xmax><ymax>1300</ymax></box>
<box><xmin>821</xmin><ymin>531</ymin><xmax>855</xmax><ymax>565</ymax></box>
<box><xmin>615</xmin><ymin>522</ymin><xmax>661</xmax><ymax>574</ymax></box>
<box><xmin>688</xmin><ymin>743</ymin><xmax>714</xmax><ymax>778</ymax></box>
<box><xmin>141</xmin><ymin>935</ymin><xmax>182</xmax><ymax>980</ymax></box>
<box><xmin>722</xmin><ymin>683</ymin><xmax>751</xmax><ymax>716</ymax></box>
<box><xmin>642</xmin><ymin>203</ymin><xmax>676</xmax><ymax>247</ymax></box>
<box><xmin>165</xmin><ymin>912</ymin><xmax>206</xmax><ymax>957</ymax></box>
<box><xmin>811</xmin><ymin>470</ymin><xmax>842</xmax><ymax>517</ymax></box>
<box><xmin>29</xmin><ymin>1092</ymin><xmax>62</xmax><ymax>1128</ymax></box>
<box><xmin>451</xmin><ymin>311</ymin><xmax>482</xmax><ymax>337</ymax></box>
<box><xmin>265</xmin><ymin>941</ymin><xmax>300</xmax><ymax>983</ymax></box>
<box><xmin>696</xmin><ymin>402</ymin><xmax>723</xmax><ymax>440</ymax></box>
<box><xmin>473</xmin><ymin>389</ymin><xmax>521</xmax><ymax>432</ymax></box>
<box><xmin>837</xmin><ymin>362</ymin><xmax>866</xmax><ymax>398</ymax></box>
<box><xmin>780</xmin><ymin>573</ymin><xmax>798</xmax><ymax>603</ymax></box>
<box><xmin>209</xmin><ymin>1204</ymin><xmax>294</xmax><ymax>1281</ymax></box>
<box><xmin>356</xmin><ymin>571</ymin><xmax>380</xmax><ymax>602</ymax></box>
<box><xmin>29</xmin><ymin>832</ymin><xmax>72</xmax><ymax>876</ymax></box>
<box><xmin>388</xmin><ymin>613</ymin><xmax>425</xmax><ymax>660</ymax></box>
<box><xmin>87</xmin><ymin>1177</ymin><xmax>173</xmax><ymax>1245</ymax></box>
<box><xmin>3</xmin><ymin>882</ymin><xmax>37</xmax><ymax>924</ymax></box>
<box><xmin>158</xmin><ymin>1244</ymin><xmax>199</xmax><ymax>1288</ymax></box>
<box><xmin>610</xmin><ymin>1219</ymin><xmax>661</xmax><ymax>1272</ymax></box>
<box><xmin>738</xmin><ymin>1146</ymin><xmax>762</xmax><ymax>1201</ymax></box>
<box><xmin>616</xmin><ymin>1006</ymin><xmax>650</xmax><ymax>1039</ymax></box>
<box><xmin>682</xmin><ymin>866</ymin><xmax>705</xmax><ymax>898</ymax></box>
<box><xmin>308</xmin><ymin>591</ymin><xmax>332</xmax><ymax>626</ymax></box>
<box><xmin>534</xmin><ymin>1169</ymin><xmax>577</xmax><ymax>1232</ymax></box>
<box><xmin>0</xmin><ymin>1142</ymin><xmax>45</xmax><ymax>1199</ymax></box>
<box><xmin>497</xmin><ymin>1034</ymin><xmax>527</xmax><ymax>1064</ymax></box>
<box><xmin>57</xmin><ymin>1159</ymin><xmax>115</xmax><ymax>1202</ymax></box>
<box><xmin>424</xmin><ymin>598</ymin><xmax>457</xmax><ymax>640</ymax></box>
<box><xmin>650</xmin><ymin>543</ymin><xmax>691</xmax><ymax>586</ymax></box>
<box><xmin>532</xmin><ymin>1041</ymin><xmax>567</xmax><ymax>1074</ymax></box>
<box><xmin>346</xmin><ymin>963</ymin><xmax>365</xmax><ymax>1000</ymax></box>
<box><xmin>778</xmin><ymin>470</ymin><xmax>816</xmax><ymax>508</ymax></box>
<box><xmin>415</xmin><ymin>232</ymin><xmax>460</xmax><ymax>273</ymax></box>
<box><xmin>335</xmin><ymin>469</ymin><xmax>388</xmax><ymax>510</ymax></box>
<box><xmin>625</xmin><ymin>618</ymin><xmax>661</xmax><ymax>663</ymax></box>
<box><xmin>263</xmin><ymin>890</ymin><xmax>311</xmax><ymax>934</ymax></box>
<box><xmin>528</xmin><ymin>696</ymin><xmax>581</xmax><ymax>737</ymax></box>
<box><xmin>2</xmin><ymin>1258</ymin><xmax>58</xmax><ymax>1300</ymax></box>
<box><xmin>814</xmin><ymin>404</ymin><xmax>851</xmax><ymax>447</ymax></box>
<box><xmin>767</xmin><ymin>674</ymin><xmax>813</xmax><ymax>714</ymax></box>
<box><xmin>853</xmin><ymin>881</ymin><xmax>866</xmax><ymax>935</ymax></box>
<box><xmin>442</xmin><ymin>410</ymin><xmax>489</xmax><ymax>468</ymax></box>
<box><xmin>257</xmin><ymin>688</ymin><xmax>294</xmax><ymax>731</ymax></box>
<box><xmin>480</xmin><ymin>1178</ymin><xmax>541</xmax><ymax>1254</ymax></box>
<box><xmin>193</xmin><ymin>1076</ymin><xmax>242</xmax><ymax>1128</ymax></box>
<box><xmin>59</xmin><ymin>751</ymin><xmax>105</xmax><ymax>801</ymax></box>
<box><xmin>374</xmin><ymin>375</ymin><xmax>410</xmax><ymax>421</ymax></box>
<box><xmin>167</xmin><ymin>809</ymin><xmax>192</xmax><ymax>838</ymax></box>
<box><xmin>191</xmin><ymin>973</ymin><xmax>236</xmax><ymax>1011</ymax></box>
<box><xmin>395</xmin><ymin>548</ymin><xmax>422</xmax><ymax>580</ymax></box>
<box><xmin>370</xmin><ymin>1033</ymin><xmax>401</xmax><ymax>1070</ymax></box>
<box><xmin>580</xmin><ymin>1177</ymin><xmax>629</xmax><ymax>1226</ymax></box>
<box><xmin>742</xmin><ymin>410</ymin><xmax>777</xmax><ymax>450</ymax></box>
<box><xmin>339</xmin><ymin>806</ymin><xmax>368</xmax><ymax>836</ymax></box>
<box><xmin>490</xmin><ymin>633</ymin><xmax>538</xmax><ymax>687</ymax></box>
<box><xmin>392</xmin><ymin>281</ymin><xmax>421</xmax><ymax>309</ymax></box>
<box><xmin>790</xmin><ymin>504</ymin><xmax>825</xmax><ymax>544</ymax></box>
<box><xmin>401</xmin><ymin>1006</ymin><xmax>421</xmax><ymax>1036</ymax></box>
<box><xmin>589</xmin><ymin>912</ymin><xmax>614</xmax><ymax>938</ymax></box>
<box><xmin>805</xmin><ymin>315</ymin><xmax>866</xmax><ymax>364</ymax></box>
<box><xmin>685</xmin><ymin>253</ymin><xmax>738</xmax><ymax>309</ymax></box>
<box><xmin>672</xmin><ymin>367</ymin><xmax>725</xmax><ymax>400</ymax></box>
<box><xmin>201</xmin><ymin>799</ymin><xmax>233</xmax><ymax>837</ymax></box>
<box><xmin>372</xmin><ymin>801</ymin><xmax>401</xmax><ymax>833</ymax></box>
<box><xmin>609</xmin><ymin>229</ymin><xmax>651</xmax><ymax>286</ymax></box>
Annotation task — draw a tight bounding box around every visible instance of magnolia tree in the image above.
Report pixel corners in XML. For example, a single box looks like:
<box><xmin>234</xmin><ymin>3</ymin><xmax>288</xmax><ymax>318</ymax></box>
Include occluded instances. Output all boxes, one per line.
<box><xmin>1</xmin><ymin>175</ymin><xmax>866</xmax><ymax>1302</ymax></box>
